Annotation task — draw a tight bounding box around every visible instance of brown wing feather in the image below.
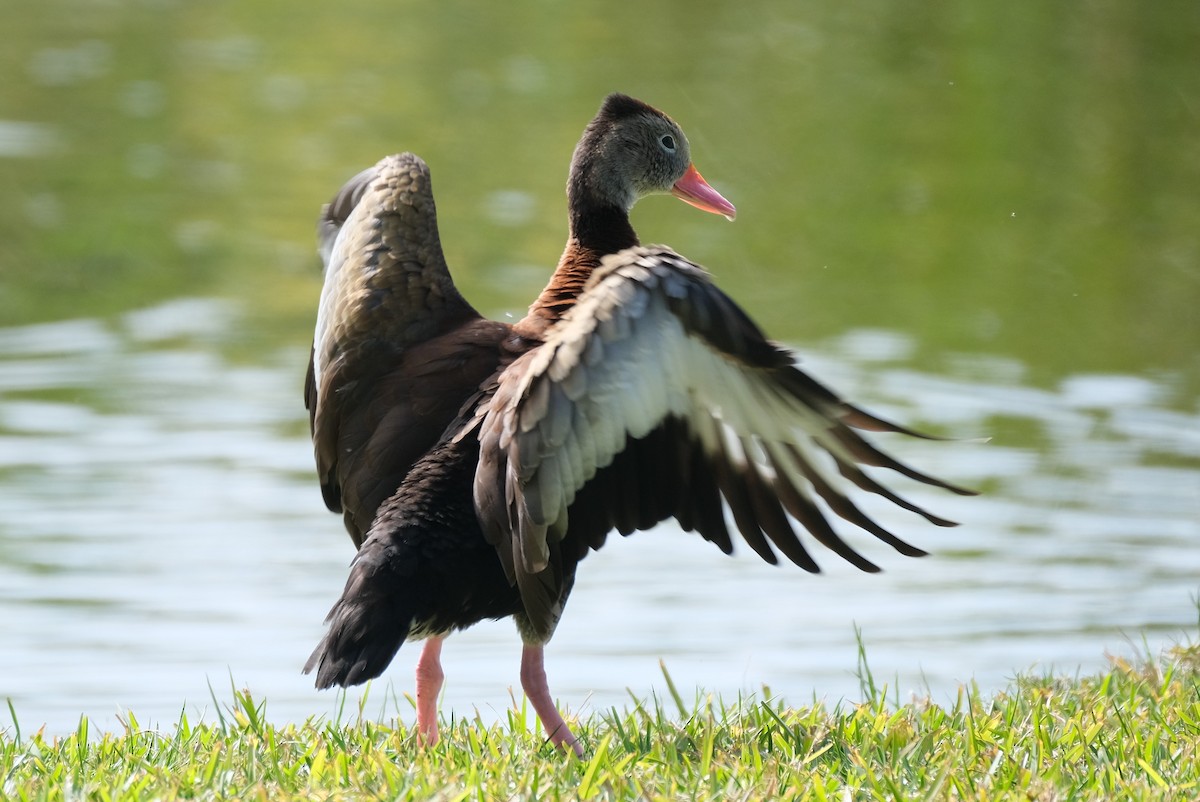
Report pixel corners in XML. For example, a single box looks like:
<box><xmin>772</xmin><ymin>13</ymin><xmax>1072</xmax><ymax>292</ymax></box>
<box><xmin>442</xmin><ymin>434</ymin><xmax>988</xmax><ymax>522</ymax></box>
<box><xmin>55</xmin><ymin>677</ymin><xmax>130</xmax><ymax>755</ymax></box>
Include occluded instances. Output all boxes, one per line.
<box><xmin>309</xmin><ymin>153</ymin><xmax>507</xmax><ymax>545</ymax></box>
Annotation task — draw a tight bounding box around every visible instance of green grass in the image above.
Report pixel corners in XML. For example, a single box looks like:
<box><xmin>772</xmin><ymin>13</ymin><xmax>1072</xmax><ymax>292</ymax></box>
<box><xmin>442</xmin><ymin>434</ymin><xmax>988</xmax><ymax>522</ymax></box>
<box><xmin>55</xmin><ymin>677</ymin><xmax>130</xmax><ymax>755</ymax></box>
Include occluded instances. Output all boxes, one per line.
<box><xmin>3</xmin><ymin>644</ymin><xmax>1198</xmax><ymax>801</ymax></box>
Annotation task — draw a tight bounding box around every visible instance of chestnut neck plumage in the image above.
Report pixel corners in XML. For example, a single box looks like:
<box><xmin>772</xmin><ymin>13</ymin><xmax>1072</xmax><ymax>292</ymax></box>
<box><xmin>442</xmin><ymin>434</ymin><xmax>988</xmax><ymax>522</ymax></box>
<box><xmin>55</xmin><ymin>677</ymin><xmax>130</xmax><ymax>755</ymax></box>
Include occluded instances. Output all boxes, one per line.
<box><xmin>518</xmin><ymin>186</ymin><xmax>639</xmax><ymax>338</ymax></box>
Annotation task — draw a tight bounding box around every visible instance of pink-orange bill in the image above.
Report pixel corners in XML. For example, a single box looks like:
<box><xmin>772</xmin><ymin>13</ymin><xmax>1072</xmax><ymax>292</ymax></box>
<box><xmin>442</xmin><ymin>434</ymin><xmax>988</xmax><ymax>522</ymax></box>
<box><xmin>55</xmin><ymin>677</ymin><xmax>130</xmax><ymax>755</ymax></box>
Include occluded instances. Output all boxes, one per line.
<box><xmin>671</xmin><ymin>164</ymin><xmax>736</xmax><ymax>221</ymax></box>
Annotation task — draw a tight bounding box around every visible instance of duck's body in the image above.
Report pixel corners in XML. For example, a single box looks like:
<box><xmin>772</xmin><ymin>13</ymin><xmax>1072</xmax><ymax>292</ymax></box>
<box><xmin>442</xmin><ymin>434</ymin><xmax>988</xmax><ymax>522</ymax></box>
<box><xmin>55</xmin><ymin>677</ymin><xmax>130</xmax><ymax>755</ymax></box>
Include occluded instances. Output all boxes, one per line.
<box><xmin>304</xmin><ymin>94</ymin><xmax>971</xmax><ymax>754</ymax></box>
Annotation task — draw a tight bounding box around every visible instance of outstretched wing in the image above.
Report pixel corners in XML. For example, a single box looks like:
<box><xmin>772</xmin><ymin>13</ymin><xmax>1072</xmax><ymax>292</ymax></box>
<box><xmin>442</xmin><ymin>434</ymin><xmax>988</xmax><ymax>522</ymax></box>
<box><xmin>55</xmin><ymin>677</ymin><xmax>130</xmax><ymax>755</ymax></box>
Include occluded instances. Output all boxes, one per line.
<box><xmin>305</xmin><ymin>162</ymin><xmax>381</xmax><ymax>513</ymax></box>
<box><xmin>307</xmin><ymin>153</ymin><xmax>504</xmax><ymax>545</ymax></box>
<box><xmin>472</xmin><ymin>245</ymin><xmax>973</xmax><ymax>636</ymax></box>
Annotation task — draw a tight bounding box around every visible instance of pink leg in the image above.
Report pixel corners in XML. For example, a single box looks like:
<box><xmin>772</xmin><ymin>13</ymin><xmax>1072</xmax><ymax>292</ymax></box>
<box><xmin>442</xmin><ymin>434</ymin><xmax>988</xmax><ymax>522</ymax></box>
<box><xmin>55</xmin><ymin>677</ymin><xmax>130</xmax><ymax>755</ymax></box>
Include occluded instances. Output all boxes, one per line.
<box><xmin>520</xmin><ymin>644</ymin><xmax>583</xmax><ymax>756</ymax></box>
<box><xmin>415</xmin><ymin>637</ymin><xmax>444</xmax><ymax>746</ymax></box>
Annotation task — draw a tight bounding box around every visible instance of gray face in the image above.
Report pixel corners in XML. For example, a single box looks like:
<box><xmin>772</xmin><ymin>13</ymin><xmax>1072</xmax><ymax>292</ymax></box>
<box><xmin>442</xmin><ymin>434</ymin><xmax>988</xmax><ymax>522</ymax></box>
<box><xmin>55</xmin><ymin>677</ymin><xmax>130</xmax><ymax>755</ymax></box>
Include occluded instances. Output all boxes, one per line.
<box><xmin>589</xmin><ymin>112</ymin><xmax>692</xmax><ymax>211</ymax></box>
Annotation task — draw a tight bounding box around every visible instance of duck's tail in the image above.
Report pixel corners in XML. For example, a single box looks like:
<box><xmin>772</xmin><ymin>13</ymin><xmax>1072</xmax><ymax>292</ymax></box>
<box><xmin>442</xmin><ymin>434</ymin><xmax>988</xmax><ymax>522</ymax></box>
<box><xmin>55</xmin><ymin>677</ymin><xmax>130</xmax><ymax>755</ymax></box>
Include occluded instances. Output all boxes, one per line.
<box><xmin>303</xmin><ymin>532</ymin><xmax>421</xmax><ymax>688</ymax></box>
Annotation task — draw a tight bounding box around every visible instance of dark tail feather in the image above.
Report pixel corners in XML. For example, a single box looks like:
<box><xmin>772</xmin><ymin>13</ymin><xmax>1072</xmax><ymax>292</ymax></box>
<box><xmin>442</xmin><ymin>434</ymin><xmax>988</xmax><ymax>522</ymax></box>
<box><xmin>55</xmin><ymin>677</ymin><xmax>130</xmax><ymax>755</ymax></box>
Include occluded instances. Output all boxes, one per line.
<box><xmin>303</xmin><ymin>539</ymin><xmax>417</xmax><ymax>688</ymax></box>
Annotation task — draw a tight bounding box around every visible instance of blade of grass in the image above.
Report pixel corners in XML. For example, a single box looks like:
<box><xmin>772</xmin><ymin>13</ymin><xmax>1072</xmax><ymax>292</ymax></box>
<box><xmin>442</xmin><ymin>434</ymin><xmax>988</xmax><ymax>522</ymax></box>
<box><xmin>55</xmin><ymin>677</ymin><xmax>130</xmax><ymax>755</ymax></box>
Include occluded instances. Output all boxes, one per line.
<box><xmin>577</xmin><ymin>733</ymin><xmax>611</xmax><ymax>797</ymax></box>
<box><xmin>6</xmin><ymin>699</ymin><xmax>19</xmax><ymax>744</ymax></box>
<box><xmin>660</xmin><ymin>660</ymin><xmax>687</xmax><ymax>718</ymax></box>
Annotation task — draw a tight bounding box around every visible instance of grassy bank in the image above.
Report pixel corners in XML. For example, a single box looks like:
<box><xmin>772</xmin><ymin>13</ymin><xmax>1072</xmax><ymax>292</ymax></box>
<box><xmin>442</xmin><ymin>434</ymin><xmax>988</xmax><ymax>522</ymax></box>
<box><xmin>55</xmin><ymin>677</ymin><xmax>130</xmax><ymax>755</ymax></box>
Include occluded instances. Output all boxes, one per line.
<box><xmin>3</xmin><ymin>645</ymin><xmax>1198</xmax><ymax>801</ymax></box>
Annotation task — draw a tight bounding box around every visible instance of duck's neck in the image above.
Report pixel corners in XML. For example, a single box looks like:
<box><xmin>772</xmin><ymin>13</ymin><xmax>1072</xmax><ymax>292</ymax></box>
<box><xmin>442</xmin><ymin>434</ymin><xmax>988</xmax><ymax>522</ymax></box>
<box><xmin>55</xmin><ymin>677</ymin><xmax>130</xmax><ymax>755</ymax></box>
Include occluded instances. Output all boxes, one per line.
<box><xmin>518</xmin><ymin>202</ymin><xmax>639</xmax><ymax>337</ymax></box>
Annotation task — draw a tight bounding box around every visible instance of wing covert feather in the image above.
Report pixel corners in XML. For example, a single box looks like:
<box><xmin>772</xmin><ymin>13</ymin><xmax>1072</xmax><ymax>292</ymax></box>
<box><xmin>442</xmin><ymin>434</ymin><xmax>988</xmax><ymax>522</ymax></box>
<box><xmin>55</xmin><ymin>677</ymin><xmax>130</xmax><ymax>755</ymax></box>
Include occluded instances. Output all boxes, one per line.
<box><xmin>473</xmin><ymin>245</ymin><xmax>974</xmax><ymax>639</ymax></box>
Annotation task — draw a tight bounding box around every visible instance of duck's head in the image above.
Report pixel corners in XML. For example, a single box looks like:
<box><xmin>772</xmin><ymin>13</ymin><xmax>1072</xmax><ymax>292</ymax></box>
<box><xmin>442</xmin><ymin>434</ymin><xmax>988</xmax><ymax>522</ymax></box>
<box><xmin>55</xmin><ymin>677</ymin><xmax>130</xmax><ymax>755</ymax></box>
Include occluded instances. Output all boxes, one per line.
<box><xmin>568</xmin><ymin>93</ymin><xmax>736</xmax><ymax>221</ymax></box>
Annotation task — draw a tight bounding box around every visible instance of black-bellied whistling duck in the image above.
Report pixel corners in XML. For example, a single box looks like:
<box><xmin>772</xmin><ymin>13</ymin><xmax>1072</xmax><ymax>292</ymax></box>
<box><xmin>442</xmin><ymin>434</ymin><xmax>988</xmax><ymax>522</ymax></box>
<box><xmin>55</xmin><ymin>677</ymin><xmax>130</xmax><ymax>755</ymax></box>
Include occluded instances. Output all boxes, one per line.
<box><xmin>304</xmin><ymin>94</ymin><xmax>972</xmax><ymax>756</ymax></box>
<box><xmin>306</xmin><ymin>93</ymin><xmax>733</xmax><ymax>547</ymax></box>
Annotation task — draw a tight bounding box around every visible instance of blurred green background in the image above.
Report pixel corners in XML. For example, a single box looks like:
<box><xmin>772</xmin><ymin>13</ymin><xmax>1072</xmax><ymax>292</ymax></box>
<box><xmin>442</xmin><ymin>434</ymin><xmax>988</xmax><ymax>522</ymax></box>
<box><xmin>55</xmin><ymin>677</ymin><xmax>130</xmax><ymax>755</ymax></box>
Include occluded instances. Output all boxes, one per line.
<box><xmin>3</xmin><ymin>0</ymin><xmax>1197</xmax><ymax>395</ymax></box>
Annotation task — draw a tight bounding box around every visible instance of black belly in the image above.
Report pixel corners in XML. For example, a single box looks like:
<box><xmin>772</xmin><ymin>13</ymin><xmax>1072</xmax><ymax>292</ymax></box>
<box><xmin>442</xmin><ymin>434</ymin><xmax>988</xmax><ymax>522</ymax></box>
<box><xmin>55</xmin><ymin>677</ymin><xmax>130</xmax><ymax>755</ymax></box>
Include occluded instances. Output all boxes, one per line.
<box><xmin>368</xmin><ymin>432</ymin><xmax>531</xmax><ymax>639</ymax></box>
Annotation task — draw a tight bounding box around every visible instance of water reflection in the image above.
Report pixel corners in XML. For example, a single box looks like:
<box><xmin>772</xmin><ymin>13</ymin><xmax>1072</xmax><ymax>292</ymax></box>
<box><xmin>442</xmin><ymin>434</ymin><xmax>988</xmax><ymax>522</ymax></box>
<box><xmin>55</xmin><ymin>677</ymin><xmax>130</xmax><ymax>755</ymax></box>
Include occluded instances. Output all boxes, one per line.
<box><xmin>1</xmin><ymin>300</ymin><xmax>1196</xmax><ymax>735</ymax></box>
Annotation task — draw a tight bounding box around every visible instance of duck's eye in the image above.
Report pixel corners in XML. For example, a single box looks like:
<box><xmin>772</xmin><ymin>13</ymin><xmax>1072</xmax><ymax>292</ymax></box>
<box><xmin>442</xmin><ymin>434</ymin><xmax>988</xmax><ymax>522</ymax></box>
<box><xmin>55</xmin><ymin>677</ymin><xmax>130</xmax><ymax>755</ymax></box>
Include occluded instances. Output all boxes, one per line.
<box><xmin>660</xmin><ymin>134</ymin><xmax>676</xmax><ymax>151</ymax></box>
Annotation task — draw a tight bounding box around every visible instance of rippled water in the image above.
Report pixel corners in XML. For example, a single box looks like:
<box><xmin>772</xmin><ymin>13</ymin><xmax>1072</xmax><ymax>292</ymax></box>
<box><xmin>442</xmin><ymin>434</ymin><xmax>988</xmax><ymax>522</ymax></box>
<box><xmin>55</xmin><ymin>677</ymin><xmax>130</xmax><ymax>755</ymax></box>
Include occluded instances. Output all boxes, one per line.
<box><xmin>2</xmin><ymin>299</ymin><xmax>1196</xmax><ymax>735</ymax></box>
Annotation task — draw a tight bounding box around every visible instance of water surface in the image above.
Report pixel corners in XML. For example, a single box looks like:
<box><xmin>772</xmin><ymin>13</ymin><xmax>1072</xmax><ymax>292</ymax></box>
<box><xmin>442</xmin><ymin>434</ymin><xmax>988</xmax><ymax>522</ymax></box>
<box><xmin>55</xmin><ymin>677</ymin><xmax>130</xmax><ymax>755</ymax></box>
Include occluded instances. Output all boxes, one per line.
<box><xmin>1</xmin><ymin>302</ymin><xmax>1195</xmax><ymax>734</ymax></box>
